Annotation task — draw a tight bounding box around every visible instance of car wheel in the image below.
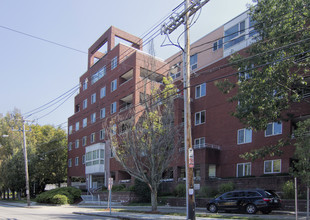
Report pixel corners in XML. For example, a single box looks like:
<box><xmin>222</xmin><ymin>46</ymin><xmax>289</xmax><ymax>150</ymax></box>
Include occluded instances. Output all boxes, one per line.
<box><xmin>208</xmin><ymin>203</ymin><xmax>218</xmax><ymax>213</ymax></box>
<box><xmin>245</xmin><ymin>204</ymin><xmax>257</xmax><ymax>214</ymax></box>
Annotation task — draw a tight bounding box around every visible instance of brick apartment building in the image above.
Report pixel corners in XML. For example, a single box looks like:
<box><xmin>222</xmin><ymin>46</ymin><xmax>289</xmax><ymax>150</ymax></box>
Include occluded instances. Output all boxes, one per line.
<box><xmin>68</xmin><ymin>11</ymin><xmax>310</xmax><ymax>191</ymax></box>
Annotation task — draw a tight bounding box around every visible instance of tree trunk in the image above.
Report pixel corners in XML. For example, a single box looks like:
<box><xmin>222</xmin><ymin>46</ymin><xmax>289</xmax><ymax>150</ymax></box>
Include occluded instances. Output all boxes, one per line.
<box><xmin>12</xmin><ymin>190</ymin><xmax>15</xmax><ymax>200</ymax></box>
<box><xmin>7</xmin><ymin>190</ymin><xmax>9</xmax><ymax>199</ymax></box>
<box><xmin>151</xmin><ymin>187</ymin><xmax>158</xmax><ymax>212</ymax></box>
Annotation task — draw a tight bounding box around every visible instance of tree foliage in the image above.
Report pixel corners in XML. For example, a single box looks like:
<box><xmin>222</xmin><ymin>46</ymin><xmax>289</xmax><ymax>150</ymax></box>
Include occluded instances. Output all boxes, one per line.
<box><xmin>0</xmin><ymin>110</ymin><xmax>67</xmax><ymax>198</ymax></box>
<box><xmin>291</xmin><ymin>119</ymin><xmax>310</xmax><ymax>187</ymax></box>
<box><xmin>217</xmin><ymin>0</ymin><xmax>310</xmax><ymax>130</ymax></box>
<box><xmin>106</xmin><ymin>77</ymin><xmax>181</xmax><ymax>211</ymax></box>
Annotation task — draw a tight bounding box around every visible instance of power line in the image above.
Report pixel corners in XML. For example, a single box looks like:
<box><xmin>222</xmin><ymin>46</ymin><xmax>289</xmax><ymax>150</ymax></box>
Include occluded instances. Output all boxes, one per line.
<box><xmin>0</xmin><ymin>25</ymin><xmax>88</xmax><ymax>54</ymax></box>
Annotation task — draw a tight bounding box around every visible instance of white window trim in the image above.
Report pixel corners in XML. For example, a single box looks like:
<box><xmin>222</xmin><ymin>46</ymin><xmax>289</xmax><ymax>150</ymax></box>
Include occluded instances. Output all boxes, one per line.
<box><xmin>236</xmin><ymin>162</ymin><xmax>251</xmax><ymax>177</ymax></box>
<box><xmin>91</xmin><ymin>113</ymin><xmax>96</xmax><ymax>124</ymax></box>
<box><xmin>83</xmin><ymin>118</ymin><xmax>87</xmax><ymax>128</ymax></box>
<box><xmin>75</xmin><ymin>139</ymin><xmax>79</xmax><ymax>148</ymax></box>
<box><xmin>100</xmin><ymin>86</ymin><xmax>106</xmax><ymax>99</ymax></box>
<box><xmin>83</xmin><ymin>99</ymin><xmax>87</xmax><ymax>109</ymax></box>
<box><xmin>264</xmin><ymin>159</ymin><xmax>281</xmax><ymax>174</ymax></box>
<box><xmin>111</xmin><ymin>56</ymin><xmax>118</xmax><ymax>70</ymax></box>
<box><xmin>82</xmin><ymin>136</ymin><xmax>87</xmax><ymax>146</ymax></box>
<box><xmin>90</xmin><ymin>133</ymin><xmax>95</xmax><ymax>143</ymax></box>
<box><xmin>75</xmin><ymin>122</ymin><xmax>79</xmax><ymax>131</ymax></box>
<box><xmin>195</xmin><ymin>110</ymin><xmax>206</xmax><ymax>125</ymax></box>
<box><xmin>111</xmin><ymin>79</ymin><xmax>117</xmax><ymax>92</ymax></box>
<box><xmin>68</xmin><ymin>158</ymin><xmax>72</xmax><ymax>167</ymax></box>
<box><xmin>195</xmin><ymin>83</ymin><xmax>206</xmax><ymax>99</ymax></box>
<box><xmin>265</xmin><ymin>122</ymin><xmax>282</xmax><ymax>137</ymax></box>
<box><xmin>91</xmin><ymin>93</ymin><xmax>96</xmax><ymax>104</ymax></box>
<box><xmin>237</xmin><ymin>128</ymin><xmax>252</xmax><ymax>145</ymax></box>
<box><xmin>111</xmin><ymin>102</ymin><xmax>117</xmax><ymax>114</ymax></box>
<box><xmin>75</xmin><ymin>157</ymin><xmax>79</xmax><ymax>166</ymax></box>
<box><xmin>100</xmin><ymin>108</ymin><xmax>106</xmax><ymax>119</ymax></box>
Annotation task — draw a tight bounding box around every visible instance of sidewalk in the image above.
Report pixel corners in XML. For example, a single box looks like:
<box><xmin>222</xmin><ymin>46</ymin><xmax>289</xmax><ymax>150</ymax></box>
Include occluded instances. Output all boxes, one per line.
<box><xmin>0</xmin><ymin>200</ymin><xmax>308</xmax><ymax>219</ymax></box>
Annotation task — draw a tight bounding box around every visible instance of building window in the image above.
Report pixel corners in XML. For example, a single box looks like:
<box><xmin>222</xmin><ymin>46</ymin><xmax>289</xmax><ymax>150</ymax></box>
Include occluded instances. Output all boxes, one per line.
<box><xmin>195</xmin><ymin>83</ymin><xmax>206</xmax><ymax>99</ymax></box>
<box><xmin>83</xmin><ymin>99</ymin><xmax>87</xmax><ymax>109</ymax></box>
<box><xmin>194</xmin><ymin>137</ymin><xmax>205</xmax><ymax>149</ymax></box>
<box><xmin>83</xmin><ymin>118</ymin><xmax>87</xmax><ymax>128</ymax></box>
<box><xmin>68</xmin><ymin>125</ymin><xmax>73</xmax><ymax>135</ymax></box>
<box><xmin>237</xmin><ymin>128</ymin><xmax>252</xmax><ymax>144</ymax></box>
<box><xmin>75</xmin><ymin>157</ymin><xmax>79</xmax><ymax>166</ymax></box>
<box><xmin>111</xmin><ymin>79</ymin><xmax>117</xmax><ymax>92</ymax></box>
<box><xmin>190</xmin><ymin>54</ymin><xmax>197</xmax><ymax>70</ymax></box>
<box><xmin>68</xmin><ymin>142</ymin><xmax>72</xmax><ymax>151</ymax></box>
<box><xmin>83</xmin><ymin>80</ymin><xmax>88</xmax><ymax>90</ymax></box>
<box><xmin>237</xmin><ymin>162</ymin><xmax>251</xmax><ymax>177</ymax></box>
<box><xmin>100</xmin><ymin>129</ymin><xmax>105</xmax><ymax>140</ymax></box>
<box><xmin>68</xmin><ymin>158</ymin><xmax>72</xmax><ymax>167</ymax></box>
<box><xmin>85</xmin><ymin>149</ymin><xmax>105</xmax><ymax>167</ymax></box>
<box><xmin>100</xmin><ymin>108</ymin><xmax>106</xmax><ymax>119</ymax></box>
<box><xmin>75</xmin><ymin>122</ymin><xmax>79</xmax><ymax>131</ymax></box>
<box><xmin>100</xmin><ymin>86</ymin><xmax>106</xmax><ymax>98</ymax></box>
<box><xmin>265</xmin><ymin>122</ymin><xmax>282</xmax><ymax>137</ymax></box>
<box><xmin>91</xmin><ymin>113</ymin><xmax>96</xmax><ymax>123</ymax></box>
<box><xmin>91</xmin><ymin>66</ymin><xmax>106</xmax><ymax>84</ymax></box>
<box><xmin>82</xmin><ymin>136</ymin><xmax>87</xmax><ymax>146</ymax></box>
<box><xmin>224</xmin><ymin>20</ymin><xmax>246</xmax><ymax>50</ymax></box>
<box><xmin>195</xmin><ymin>110</ymin><xmax>206</xmax><ymax>125</ymax></box>
<box><xmin>111</xmin><ymin>56</ymin><xmax>118</xmax><ymax>70</ymax></box>
<box><xmin>213</xmin><ymin>39</ymin><xmax>223</xmax><ymax>51</ymax></box>
<box><xmin>91</xmin><ymin>93</ymin><xmax>96</xmax><ymax>104</ymax></box>
<box><xmin>82</xmin><ymin>155</ymin><xmax>85</xmax><ymax>164</ymax></box>
<box><xmin>111</xmin><ymin>102</ymin><xmax>117</xmax><ymax>114</ymax></box>
<box><xmin>264</xmin><ymin>159</ymin><xmax>281</xmax><ymax>174</ymax></box>
<box><xmin>75</xmin><ymin>139</ymin><xmax>79</xmax><ymax>148</ymax></box>
<box><xmin>209</xmin><ymin>164</ymin><xmax>216</xmax><ymax>178</ymax></box>
<box><xmin>169</xmin><ymin>62</ymin><xmax>181</xmax><ymax>80</ymax></box>
<box><xmin>90</xmin><ymin>133</ymin><xmax>95</xmax><ymax>143</ymax></box>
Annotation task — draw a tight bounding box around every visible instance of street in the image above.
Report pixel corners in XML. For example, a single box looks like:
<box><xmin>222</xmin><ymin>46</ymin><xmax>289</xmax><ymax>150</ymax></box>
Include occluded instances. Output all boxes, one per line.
<box><xmin>0</xmin><ymin>203</ymin><xmax>117</xmax><ymax>220</ymax></box>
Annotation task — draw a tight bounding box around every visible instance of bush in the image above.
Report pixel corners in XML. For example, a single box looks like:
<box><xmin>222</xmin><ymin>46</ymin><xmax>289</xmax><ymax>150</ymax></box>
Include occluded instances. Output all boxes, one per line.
<box><xmin>218</xmin><ymin>182</ymin><xmax>234</xmax><ymax>194</ymax></box>
<box><xmin>51</xmin><ymin>194</ymin><xmax>68</xmax><ymax>204</ymax></box>
<box><xmin>112</xmin><ymin>184</ymin><xmax>126</xmax><ymax>192</ymax></box>
<box><xmin>132</xmin><ymin>179</ymin><xmax>151</xmax><ymax>202</ymax></box>
<box><xmin>282</xmin><ymin>180</ymin><xmax>295</xmax><ymax>199</ymax></box>
<box><xmin>173</xmin><ymin>184</ymin><xmax>186</xmax><ymax>197</ymax></box>
<box><xmin>35</xmin><ymin>187</ymin><xmax>81</xmax><ymax>204</ymax></box>
<box><xmin>198</xmin><ymin>186</ymin><xmax>218</xmax><ymax>198</ymax></box>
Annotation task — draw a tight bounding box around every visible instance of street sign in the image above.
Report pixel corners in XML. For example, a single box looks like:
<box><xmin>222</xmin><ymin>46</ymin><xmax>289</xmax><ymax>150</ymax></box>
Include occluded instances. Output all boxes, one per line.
<box><xmin>189</xmin><ymin>148</ymin><xmax>194</xmax><ymax>168</ymax></box>
<box><xmin>108</xmin><ymin>178</ymin><xmax>113</xmax><ymax>190</ymax></box>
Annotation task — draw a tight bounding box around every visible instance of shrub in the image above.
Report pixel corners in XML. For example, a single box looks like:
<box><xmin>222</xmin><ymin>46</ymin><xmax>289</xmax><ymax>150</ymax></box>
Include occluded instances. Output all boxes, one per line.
<box><xmin>112</xmin><ymin>184</ymin><xmax>126</xmax><ymax>192</ymax></box>
<box><xmin>218</xmin><ymin>182</ymin><xmax>234</xmax><ymax>194</ymax></box>
<box><xmin>173</xmin><ymin>184</ymin><xmax>186</xmax><ymax>197</ymax></box>
<box><xmin>198</xmin><ymin>186</ymin><xmax>218</xmax><ymax>198</ymax></box>
<box><xmin>35</xmin><ymin>187</ymin><xmax>81</xmax><ymax>204</ymax></box>
<box><xmin>51</xmin><ymin>194</ymin><xmax>68</xmax><ymax>204</ymax></box>
<box><xmin>132</xmin><ymin>179</ymin><xmax>151</xmax><ymax>202</ymax></box>
<box><xmin>282</xmin><ymin>180</ymin><xmax>295</xmax><ymax>199</ymax></box>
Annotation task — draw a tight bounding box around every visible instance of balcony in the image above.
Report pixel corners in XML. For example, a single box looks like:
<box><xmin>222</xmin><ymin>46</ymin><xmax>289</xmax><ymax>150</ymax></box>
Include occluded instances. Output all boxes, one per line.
<box><xmin>120</xmin><ymin>94</ymin><xmax>133</xmax><ymax>112</ymax></box>
<box><xmin>194</xmin><ymin>143</ymin><xmax>221</xmax><ymax>150</ymax></box>
<box><xmin>120</xmin><ymin>69</ymin><xmax>133</xmax><ymax>86</ymax></box>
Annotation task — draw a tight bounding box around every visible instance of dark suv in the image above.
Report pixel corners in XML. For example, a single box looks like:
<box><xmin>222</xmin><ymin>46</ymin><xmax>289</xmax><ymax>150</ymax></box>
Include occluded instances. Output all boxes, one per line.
<box><xmin>206</xmin><ymin>189</ymin><xmax>281</xmax><ymax>214</ymax></box>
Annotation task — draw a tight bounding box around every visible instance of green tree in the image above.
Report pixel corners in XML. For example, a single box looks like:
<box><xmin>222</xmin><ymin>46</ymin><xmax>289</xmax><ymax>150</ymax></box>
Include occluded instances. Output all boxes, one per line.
<box><xmin>216</xmin><ymin>0</ymin><xmax>310</xmax><ymax>158</ymax></box>
<box><xmin>30</xmin><ymin>125</ymin><xmax>67</xmax><ymax>194</ymax></box>
<box><xmin>107</xmin><ymin>77</ymin><xmax>181</xmax><ymax>212</ymax></box>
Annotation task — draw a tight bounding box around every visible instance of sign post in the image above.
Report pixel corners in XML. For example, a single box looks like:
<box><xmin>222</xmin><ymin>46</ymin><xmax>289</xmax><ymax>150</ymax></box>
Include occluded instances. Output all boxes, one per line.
<box><xmin>108</xmin><ymin>178</ymin><xmax>113</xmax><ymax>215</ymax></box>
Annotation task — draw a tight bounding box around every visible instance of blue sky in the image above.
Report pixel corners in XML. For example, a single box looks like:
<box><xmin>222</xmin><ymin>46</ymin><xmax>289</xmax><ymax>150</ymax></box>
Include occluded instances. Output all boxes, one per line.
<box><xmin>0</xmin><ymin>0</ymin><xmax>253</xmax><ymax>129</ymax></box>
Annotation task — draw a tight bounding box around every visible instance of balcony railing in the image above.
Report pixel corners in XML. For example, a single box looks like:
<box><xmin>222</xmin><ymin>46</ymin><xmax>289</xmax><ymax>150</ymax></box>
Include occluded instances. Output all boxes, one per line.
<box><xmin>120</xmin><ymin>104</ymin><xmax>133</xmax><ymax>112</ymax></box>
<box><xmin>194</xmin><ymin>143</ymin><xmax>221</xmax><ymax>150</ymax></box>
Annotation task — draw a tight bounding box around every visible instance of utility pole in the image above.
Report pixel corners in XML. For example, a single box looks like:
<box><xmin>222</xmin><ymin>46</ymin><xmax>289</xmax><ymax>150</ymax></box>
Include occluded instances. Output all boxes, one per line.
<box><xmin>161</xmin><ymin>1</ymin><xmax>209</xmax><ymax>219</ymax></box>
<box><xmin>22</xmin><ymin>118</ymin><xmax>31</xmax><ymax>207</ymax></box>
<box><xmin>12</xmin><ymin>116</ymin><xmax>31</xmax><ymax>207</ymax></box>
<box><xmin>183</xmin><ymin>0</ymin><xmax>195</xmax><ymax>219</ymax></box>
